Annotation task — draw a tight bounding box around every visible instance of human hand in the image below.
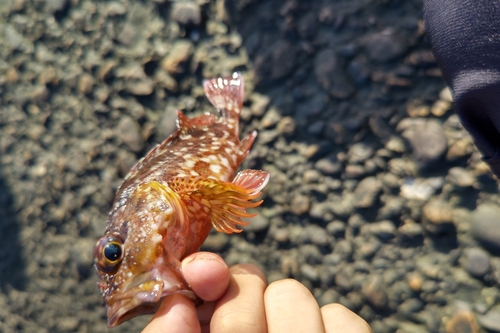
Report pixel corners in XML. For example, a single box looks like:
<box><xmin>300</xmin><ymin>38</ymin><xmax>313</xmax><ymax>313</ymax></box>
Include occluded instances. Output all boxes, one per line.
<box><xmin>142</xmin><ymin>252</ymin><xmax>372</xmax><ymax>333</ymax></box>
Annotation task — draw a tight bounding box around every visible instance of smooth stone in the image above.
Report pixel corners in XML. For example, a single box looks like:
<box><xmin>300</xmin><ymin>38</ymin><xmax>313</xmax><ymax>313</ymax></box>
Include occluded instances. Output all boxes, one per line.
<box><xmin>116</xmin><ymin>116</ymin><xmax>144</xmax><ymax>152</ymax></box>
<box><xmin>461</xmin><ymin>247</ymin><xmax>491</xmax><ymax>278</ymax></box>
<box><xmin>471</xmin><ymin>204</ymin><xmax>500</xmax><ymax>254</ymax></box>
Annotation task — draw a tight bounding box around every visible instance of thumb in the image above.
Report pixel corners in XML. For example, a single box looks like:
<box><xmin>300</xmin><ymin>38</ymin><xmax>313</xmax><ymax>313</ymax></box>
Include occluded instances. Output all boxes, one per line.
<box><xmin>181</xmin><ymin>252</ymin><xmax>230</xmax><ymax>301</ymax></box>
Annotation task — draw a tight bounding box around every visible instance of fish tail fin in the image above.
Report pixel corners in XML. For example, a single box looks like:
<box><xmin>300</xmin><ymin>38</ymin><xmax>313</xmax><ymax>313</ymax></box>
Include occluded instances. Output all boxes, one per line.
<box><xmin>203</xmin><ymin>72</ymin><xmax>244</xmax><ymax>127</ymax></box>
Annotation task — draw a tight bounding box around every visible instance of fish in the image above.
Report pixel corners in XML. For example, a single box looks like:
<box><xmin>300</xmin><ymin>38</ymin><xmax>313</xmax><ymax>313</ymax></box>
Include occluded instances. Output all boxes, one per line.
<box><xmin>93</xmin><ymin>72</ymin><xmax>270</xmax><ymax>327</ymax></box>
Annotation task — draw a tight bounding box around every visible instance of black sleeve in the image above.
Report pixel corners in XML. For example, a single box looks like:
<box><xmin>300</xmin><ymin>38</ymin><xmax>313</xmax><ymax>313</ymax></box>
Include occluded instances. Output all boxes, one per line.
<box><xmin>424</xmin><ymin>0</ymin><xmax>500</xmax><ymax>177</ymax></box>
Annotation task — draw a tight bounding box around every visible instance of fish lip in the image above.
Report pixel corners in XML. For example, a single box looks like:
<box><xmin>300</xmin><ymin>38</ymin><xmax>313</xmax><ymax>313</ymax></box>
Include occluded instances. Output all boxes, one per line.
<box><xmin>105</xmin><ymin>272</ymin><xmax>196</xmax><ymax>327</ymax></box>
<box><xmin>106</xmin><ymin>273</ymin><xmax>164</xmax><ymax>328</ymax></box>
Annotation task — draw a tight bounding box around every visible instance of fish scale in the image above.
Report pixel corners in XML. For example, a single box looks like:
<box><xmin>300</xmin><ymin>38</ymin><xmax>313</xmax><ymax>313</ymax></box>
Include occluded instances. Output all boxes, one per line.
<box><xmin>93</xmin><ymin>72</ymin><xmax>270</xmax><ymax>327</ymax></box>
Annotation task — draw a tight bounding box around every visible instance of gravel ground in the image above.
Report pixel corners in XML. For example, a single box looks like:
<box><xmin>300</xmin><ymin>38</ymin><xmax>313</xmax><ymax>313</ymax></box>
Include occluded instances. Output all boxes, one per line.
<box><xmin>1</xmin><ymin>0</ymin><xmax>500</xmax><ymax>332</ymax></box>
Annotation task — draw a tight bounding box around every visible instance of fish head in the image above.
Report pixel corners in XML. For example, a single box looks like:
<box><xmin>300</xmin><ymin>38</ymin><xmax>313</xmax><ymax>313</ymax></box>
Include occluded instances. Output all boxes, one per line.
<box><xmin>93</xmin><ymin>182</ymin><xmax>195</xmax><ymax>327</ymax></box>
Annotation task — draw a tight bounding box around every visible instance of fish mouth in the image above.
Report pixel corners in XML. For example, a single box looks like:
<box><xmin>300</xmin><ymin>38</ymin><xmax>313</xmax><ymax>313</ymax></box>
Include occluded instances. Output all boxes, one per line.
<box><xmin>106</xmin><ymin>271</ymin><xmax>197</xmax><ymax>327</ymax></box>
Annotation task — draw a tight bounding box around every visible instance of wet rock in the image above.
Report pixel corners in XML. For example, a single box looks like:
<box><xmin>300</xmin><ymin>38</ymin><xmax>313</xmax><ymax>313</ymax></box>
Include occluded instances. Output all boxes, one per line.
<box><xmin>348</xmin><ymin>143</ymin><xmax>374</xmax><ymax>164</ymax></box>
<box><xmin>461</xmin><ymin>248</ymin><xmax>491</xmax><ymax>279</ymax></box>
<box><xmin>477</xmin><ymin>310</ymin><xmax>500</xmax><ymax>333</ymax></box>
<box><xmin>344</xmin><ymin>164</ymin><xmax>365</xmax><ymax>178</ymax></box>
<box><xmin>306</xmin><ymin>225</ymin><xmax>330</xmax><ymax>246</ymax></box>
<box><xmin>117</xmin><ymin>116</ymin><xmax>144</xmax><ymax>152</ymax></box>
<box><xmin>364</xmin><ymin>221</ymin><xmax>396</xmax><ymax>241</ymax></box>
<box><xmin>46</xmin><ymin>0</ymin><xmax>67</xmax><ymax>13</ymax></box>
<box><xmin>326</xmin><ymin>220</ymin><xmax>346</xmax><ymax>237</ymax></box>
<box><xmin>300</xmin><ymin>264</ymin><xmax>319</xmax><ymax>282</ymax></box>
<box><xmin>447</xmin><ymin>167</ymin><xmax>476</xmax><ymax>187</ymax></box>
<box><xmin>400</xmin><ymin>177</ymin><xmax>444</xmax><ymax>201</ymax></box>
<box><xmin>242</xmin><ymin>212</ymin><xmax>269</xmax><ymax>232</ymax></box>
<box><xmin>260</xmin><ymin>107</ymin><xmax>281</xmax><ymax>128</ymax></box>
<box><xmin>422</xmin><ymin>198</ymin><xmax>455</xmax><ymax>235</ymax></box>
<box><xmin>399</xmin><ymin>298</ymin><xmax>425</xmax><ymax>320</ymax></box>
<box><xmin>352</xmin><ymin>176</ymin><xmax>382</xmax><ymax>208</ymax></box>
<box><xmin>276</xmin><ymin>117</ymin><xmax>296</xmax><ymax>135</ymax></box>
<box><xmin>398</xmin><ymin>222</ymin><xmax>424</xmax><ymax>239</ymax></box>
<box><xmin>270</xmin><ymin>40</ymin><xmax>299</xmax><ymax>80</ymax></box>
<box><xmin>446</xmin><ymin>310</ymin><xmax>479</xmax><ymax>333</ymax></box>
<box><xmin>407</xmin><ymin>272</ymin><xmax>424</xmax><ymax>292</ymax></box>
<box><xmin>77</xmin><ymin>73</ymin><xmax>94</xmax><ymax>95</ymax></box>
<box><xmin>290</xmin><ymin>194</ymin><xmax>310</xmax><ymax>215</ymax></box>
<box><xmin>314</xmin><ymin>48</ymin><xmax>354</xmax><ymax>99</ymax></box>
<box><xmin>363</xmin><ymin>31</ymin><xmax>408</xmax><ymax>63</ymax></box>
<box><xmin>315</xmin><ymin>156</ymin><xmax>341</xmax><ymax>175</ymax></box>
<box><xmin>297</xmin><ymin>12</ymin><xmax>318</xmax><ymax>39</ymax></box>
<box><xmin>471</xmin><ymin>204</ymin><xmax>500</xmax><ymax>254</ymax></box>
<box><xmin>398</xmin><ymin>118</ymin><xmax>448</xmax><ymax>166</ymax></box>
<box><xmin>362</xmin><ymin>276</ymin><xmax>388</xmax><ymax>309</ymax></box>
<box><xmin>171</xmin><ymin>2</ymin><xmax>202</xmax><ymax>27</ymax></box>
<box><xmin>201</xmin><ymin>233</ymin><xmax>229</xmax><ymax>252</ymax></box>
<box><xmin>250</xmin><ymin>93</ymin><xmax>270</xmax><ymax>116</ymax></box>
<box><xmin>161</xmin><ymin>40</ymin><xmax>194</xmax><ymax>74</ymax></box>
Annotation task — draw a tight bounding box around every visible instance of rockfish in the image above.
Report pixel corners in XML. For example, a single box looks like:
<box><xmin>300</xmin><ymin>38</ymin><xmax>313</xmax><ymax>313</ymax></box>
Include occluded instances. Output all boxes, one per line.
<box><xmin>93</xmin><ymin>72</ymin><xmax>269</xmax><ymax>327</ymax></box>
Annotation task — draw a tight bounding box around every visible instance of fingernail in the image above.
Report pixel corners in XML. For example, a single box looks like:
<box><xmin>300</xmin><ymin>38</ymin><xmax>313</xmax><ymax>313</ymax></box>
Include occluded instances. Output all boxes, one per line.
<box><xmin>183</xmin><ymin>252</ymin><xmax>224</xmax><ymax>266</ymax></box>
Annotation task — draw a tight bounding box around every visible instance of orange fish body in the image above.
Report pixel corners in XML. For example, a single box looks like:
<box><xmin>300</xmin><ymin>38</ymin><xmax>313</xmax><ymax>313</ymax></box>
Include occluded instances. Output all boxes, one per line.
<box><xmin>93</xmin><ymin>73</ymin><xmax>269</xmax><ymax>327</ymax></box>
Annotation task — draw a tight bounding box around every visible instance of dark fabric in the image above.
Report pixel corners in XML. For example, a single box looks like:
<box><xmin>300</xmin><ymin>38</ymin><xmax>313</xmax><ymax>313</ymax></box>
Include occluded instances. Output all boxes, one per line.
<box><xmin>424</xmin><ymin>0</ymin><xmax>500</xmax><ymax>177</ymax></box>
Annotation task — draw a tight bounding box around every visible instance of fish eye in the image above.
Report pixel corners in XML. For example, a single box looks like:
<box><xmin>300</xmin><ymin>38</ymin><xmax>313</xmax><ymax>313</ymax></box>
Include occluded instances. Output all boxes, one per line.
<box><xmin>94</xmin><ymin>233</ymin><xmax>124</xmax><ymax>273</ymax></box>
<box><xmin>104</xmin><ymin>242</ymin><xmax>122</xmax><ymax>262</ymax></box>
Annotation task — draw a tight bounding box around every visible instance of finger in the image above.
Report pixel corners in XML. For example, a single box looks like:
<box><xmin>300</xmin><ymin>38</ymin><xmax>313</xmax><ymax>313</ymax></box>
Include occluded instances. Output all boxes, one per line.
<box><xmin>210</xmin><ymin>264</ymin><xmax>268</xmax><ymax>333</ymax></box>
<box><xmin>321</xmin><ymin>304</ymin><xmax>372</xmax><ymax>333</ymax></box>
<box><xmin>142</xmin><ymin>293</ymin><xmax>200</xmax><ymax>333</ymax></box>
<box><xmin>264</xmin><ymin>279</ymin><xmax>325</xmax><ymax>333</ymax></box>
<box><xmin>182</xmin><ymin>252</ymin><xmax>230</xmax><ymax>301</ymax></box>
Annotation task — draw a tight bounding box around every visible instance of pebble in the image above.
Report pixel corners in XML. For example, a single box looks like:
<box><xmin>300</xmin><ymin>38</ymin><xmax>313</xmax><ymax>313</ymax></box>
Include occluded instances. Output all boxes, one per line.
<box><xmin>422</xmin><ymin>201</ymin><xmax>455</xmax><ymax>236</ymax></box>
<box><xmin>362</xmin><ymin>276</ymin><xmax>388</xmax><ymax>309</ymax></box>
<box><xmin>352</xmin><ymin>176</ymin><xmax>382</xmax><ymax>208</ymax></box>
<box><xmin>276</xmin><ymin>116</ymin><xmax>296</xmax><ymax>135</ymax></box>
<box><xmin>161</xmin><ymin>40</ymin><xmax>194</xmax><ymax>74</ymax></box>
<box><xmin>171</xmin><ymin>2</ymin><xmax>202</xmax><ymax>27</ymax></box>
<box><xmin>46</xmin><ymin>0</ymin><xmax>67</xmax><ymax>13</ymax></box>
<box><xmin>260</xmin><ymin>107</ymin><xmax>281</xmax><ymax>128</ymax></box>
<box><xmin>250</xmin><ymin>93</ymin><xmax>270</xmax><ymax>116</ymax></box>
<box><xmin>447</xmin><ymin>167</ymin><xmax>476</xmax><ymax>187</ymax></box>
<box><xmin>399</xmin><ymin>298</ymin><xmax>425</xmax><ymax>319</ymax></box>
<box><xmin>431</xmin><ymin>99</ymin><xmax>451</xmax><ymax>117</ymax></box>
<box><xmin>348</xmin><ymin>143</ymin><xmax>374</xmax><ymax>164</ymax></box>
<box><xmin>326</xmin><ymin>220</ymin><xmax>346</xmax><ymax>237</ymax></box>
<box><xmin>200</xmin><ymin>233</ymin><xmax>229</xmax><ymax>252</ymax></box>
<box><xmin>400</xmin><ymin>177</ymin><xmax>443</xmax><ymax>201</ymax></box>
<box><xmin>290</xmin><ymin>194</ymin><xmax>310</xmax><ymax>215</ymax></box>
<box><xmin>315</xmin><ymin>156</ymin><xmax>341</xmax><ymax>175</ymax></box>
<box><xmin>116</xmin><ymin>115</ymin><xmax>144</xmax><ymax>152</ymax></box>
<box><xmin>314</xmin><ymin>48</ymin><xmax>354</xmax><ymax>99</ymax></box>
<box><xmin>77</xmin><ymin>73</ymin><xmax>94</xmax><ymax>94</ymax></box>
<box><xmin>306</xmin><ymin>225</ymin><xmax>330</xmax><ymax>246</ymax></box>
<box><xmin>461</xmin><ymin>247</ymin><xmax>491</xmax><ymax>279</ymax></box>
<box><xmin>364</xmin><ymin>220</ymin><xmax>396</xmax><ymax>241</ymax></box>
<box><xmin>477</xmin><ymin>310</ymin><xmax>500</xmax><ymax>333</ymax></box>
<box><xmin>446</xmin><ymin>310</ymin><xmax>479</xmax><ymax>333</ymax></box>
<box><xmin>344</xmin><ymin>164</ymin><xmax>365</xmax><ymax>178</ymax></box>
<box><xmin>470</xmin><ymin>204</ymin><xmax>500</xmax><ymax>254</ymax></box>
<box><xmin>407</xmin><ymin>272</ymin><xmax>424</xmax><ymax>292</ymax></box>
<box><xmin>398</xmin><ymin>118</ymin><xmax>448</xmax><ymax>166</ymax></box>
<box><xmin>363</xmin><ymin>31</ymin><xmax>408</xmax><ymax>63</ymax></box>
<box><xmin>242</xmin><ymin>212</ymin><xmax>269</xmax><ymax>232</ymax></box>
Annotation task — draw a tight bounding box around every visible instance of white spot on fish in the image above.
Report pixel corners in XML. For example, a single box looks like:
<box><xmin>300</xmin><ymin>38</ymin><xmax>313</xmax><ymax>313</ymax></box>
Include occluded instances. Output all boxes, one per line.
<box><xmin>210</xmin><ymin>164</ymin><xmax>221</xmax><ymax>174</ymax></box>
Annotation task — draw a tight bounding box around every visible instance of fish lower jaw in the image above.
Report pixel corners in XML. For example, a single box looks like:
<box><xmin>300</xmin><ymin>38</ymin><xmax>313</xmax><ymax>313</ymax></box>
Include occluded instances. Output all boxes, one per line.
<box><xmin>106</xmin><ymin>278</ymin><xmax>195</xmax><ymax>327</ymax></box>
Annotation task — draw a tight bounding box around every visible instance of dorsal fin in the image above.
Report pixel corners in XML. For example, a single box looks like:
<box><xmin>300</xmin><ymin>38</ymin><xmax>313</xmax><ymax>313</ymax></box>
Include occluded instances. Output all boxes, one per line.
<box><xmin>203</xmin><ymin>72</ymin><xmax>244</xmax><ymax>123</ymax></box>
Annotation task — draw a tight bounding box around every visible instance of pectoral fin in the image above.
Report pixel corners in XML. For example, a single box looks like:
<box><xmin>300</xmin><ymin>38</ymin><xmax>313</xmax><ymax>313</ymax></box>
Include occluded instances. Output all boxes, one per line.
<box><xmin>170</xmin><ymin>169</ymin><xmax>270</xmax><ymax>234</ymax></box>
